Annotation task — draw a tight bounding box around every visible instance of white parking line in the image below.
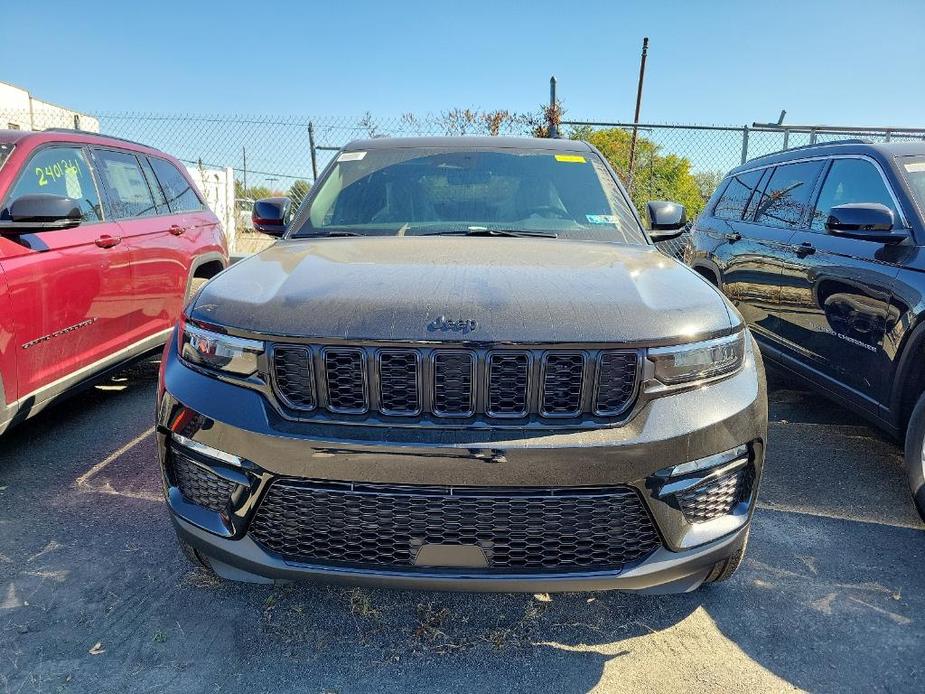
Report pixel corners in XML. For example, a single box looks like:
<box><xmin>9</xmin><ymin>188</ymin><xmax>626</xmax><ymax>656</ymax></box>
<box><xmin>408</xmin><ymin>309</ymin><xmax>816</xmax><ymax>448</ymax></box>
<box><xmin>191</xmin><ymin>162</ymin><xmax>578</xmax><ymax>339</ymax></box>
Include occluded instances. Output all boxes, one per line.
<box><xmin>75</xmin><ymin>427</ymin><xmax>160</xmax><ymax>502</ymax></box>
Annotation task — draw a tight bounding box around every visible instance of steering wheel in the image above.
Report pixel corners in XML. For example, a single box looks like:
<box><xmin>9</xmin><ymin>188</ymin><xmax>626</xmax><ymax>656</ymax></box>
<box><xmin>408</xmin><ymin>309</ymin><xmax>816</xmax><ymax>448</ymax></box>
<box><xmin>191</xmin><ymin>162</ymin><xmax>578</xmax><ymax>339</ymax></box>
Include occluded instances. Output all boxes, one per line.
<box><xmin>524</xmin><ymin>205</ymin><xmax>572</xmax><ymax>220</ymax></box>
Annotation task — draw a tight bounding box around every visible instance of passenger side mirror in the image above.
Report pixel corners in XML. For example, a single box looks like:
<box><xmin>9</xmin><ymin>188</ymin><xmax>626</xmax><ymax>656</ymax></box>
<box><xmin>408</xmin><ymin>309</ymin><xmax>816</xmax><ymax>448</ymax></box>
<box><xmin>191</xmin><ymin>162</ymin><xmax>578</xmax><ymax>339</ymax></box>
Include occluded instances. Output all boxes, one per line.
<box><xmin>252</xmin><ymin>197</ymin><xmax>292</xmax><ymax>237</ymax></box>
<box><xmin>825</xmin><ymin>203</ymin><xmax>908</xmax><ymax>245</ymax></box>
<box><xmin>0</xmin><ymin>194</ymin><xmax>82</xmax><ymax>234</ymax></box>
<box><xmin>646</xmin><ymin>200</ymin><xmax>687</xmax><ymax>241</ymax></box>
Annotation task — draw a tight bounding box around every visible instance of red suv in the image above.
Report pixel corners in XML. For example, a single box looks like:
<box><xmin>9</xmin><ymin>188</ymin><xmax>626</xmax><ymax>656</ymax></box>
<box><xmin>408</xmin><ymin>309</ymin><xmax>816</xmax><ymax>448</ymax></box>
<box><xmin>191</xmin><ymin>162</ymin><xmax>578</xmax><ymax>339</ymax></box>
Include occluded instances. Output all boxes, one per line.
<box><xmin>0</xmin><ymin>129</ymin><xmax>228</xmax><ymax>434</ymax></box>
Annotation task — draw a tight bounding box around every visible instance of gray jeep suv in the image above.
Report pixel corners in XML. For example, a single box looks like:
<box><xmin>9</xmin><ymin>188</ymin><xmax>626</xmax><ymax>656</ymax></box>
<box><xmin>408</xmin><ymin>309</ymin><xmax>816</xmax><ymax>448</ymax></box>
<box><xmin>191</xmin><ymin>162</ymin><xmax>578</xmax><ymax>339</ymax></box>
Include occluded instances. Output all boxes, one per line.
<box><xmin>156</xmin><ymin>136</ymin><xmax>767</xmax><ymax>593</ymax></box>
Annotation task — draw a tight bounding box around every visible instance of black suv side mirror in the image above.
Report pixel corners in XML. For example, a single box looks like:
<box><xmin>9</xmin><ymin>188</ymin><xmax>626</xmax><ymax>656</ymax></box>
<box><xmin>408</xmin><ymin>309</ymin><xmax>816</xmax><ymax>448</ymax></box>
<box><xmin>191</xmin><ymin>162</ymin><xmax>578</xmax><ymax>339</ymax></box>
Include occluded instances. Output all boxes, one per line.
<box><xmin>826</xmin><ymin>203</ymin><xmax>908</xmax><ymax>245</ymax></box>
<box><xmin>0</xmin><ymin>194</ymin><xmax>82</xmax><ymax>234</ymax></box>
<box><xmin>252</xmin><ymin>197</ymin><xmax>292</xmax><ymax>237</ymax></box>
<box><xmin>646</xmin><ymin>200</ymin><xmax>687</xmax><ymax>241</ymax></box>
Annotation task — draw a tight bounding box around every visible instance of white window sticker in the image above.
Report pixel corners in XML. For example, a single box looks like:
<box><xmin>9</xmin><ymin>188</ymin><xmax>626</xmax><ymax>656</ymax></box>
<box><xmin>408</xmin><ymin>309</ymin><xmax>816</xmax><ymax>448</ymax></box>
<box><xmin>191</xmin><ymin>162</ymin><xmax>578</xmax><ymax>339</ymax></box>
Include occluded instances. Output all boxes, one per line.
<box><xmin>904</xmin><ymin>162</ymin><xmax>925</xmax><ymax>173</ymax></box>
<box><xmin>338</xmin><ymin>151</ymin><xmax>367</xmax><ymax>162</ymax></box>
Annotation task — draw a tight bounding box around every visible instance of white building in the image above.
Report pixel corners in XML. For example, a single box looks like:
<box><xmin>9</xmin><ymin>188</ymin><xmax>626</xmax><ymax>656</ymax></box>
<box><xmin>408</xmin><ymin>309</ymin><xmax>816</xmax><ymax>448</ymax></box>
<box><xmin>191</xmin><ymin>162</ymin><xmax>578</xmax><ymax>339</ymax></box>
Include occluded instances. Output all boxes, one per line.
<box><xmin>0</xmin><ymin>81</ymin><xmax>99</xmax><ymax>132</ymax></box>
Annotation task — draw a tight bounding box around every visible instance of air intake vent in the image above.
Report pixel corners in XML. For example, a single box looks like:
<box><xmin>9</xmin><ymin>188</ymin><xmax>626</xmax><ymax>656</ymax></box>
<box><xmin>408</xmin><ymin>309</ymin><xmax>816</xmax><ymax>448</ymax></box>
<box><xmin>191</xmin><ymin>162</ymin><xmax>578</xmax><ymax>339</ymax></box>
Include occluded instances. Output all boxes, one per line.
<box><xmin>542</xmin><ymin>353</ymin><xmax>585</xmax><ymax>416</ymax></box>
<box><xmin>432</xmin><ymin>351</ymin><xmax>475</xmax><ymax>417</ymax></box>
<box><xmin>595</xmin><ymin>352</ymin><xmax>639</xmax><ymax>416</ymax></box>
<box><xmin>487</xmin><ymin>352</ymin><xmax>529</xmax><ymax>417</ymax></box>
<box><xmin>323</xmin><ymin>349</ymin><xmax>367</xmax><ymax>414</ymax></box>
<box><xmin>272</xmin><ymin>345</ymin><xmax>315</xmax><ymax>410</ymax></box>
<box><xmin>378</xmin><ymin>351</ymin><xmax>420</xmax><ymax>415</ymax></box>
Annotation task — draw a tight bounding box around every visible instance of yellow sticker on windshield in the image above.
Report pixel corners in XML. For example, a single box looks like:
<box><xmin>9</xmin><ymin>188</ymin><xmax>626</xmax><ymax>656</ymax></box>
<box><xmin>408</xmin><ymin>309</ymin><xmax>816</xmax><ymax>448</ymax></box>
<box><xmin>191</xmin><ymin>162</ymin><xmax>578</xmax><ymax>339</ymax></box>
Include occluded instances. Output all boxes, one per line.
<box><xmin>555</xmin><ymin>154</ymin><xmax>586</xmax><ymax>163</ymax></box>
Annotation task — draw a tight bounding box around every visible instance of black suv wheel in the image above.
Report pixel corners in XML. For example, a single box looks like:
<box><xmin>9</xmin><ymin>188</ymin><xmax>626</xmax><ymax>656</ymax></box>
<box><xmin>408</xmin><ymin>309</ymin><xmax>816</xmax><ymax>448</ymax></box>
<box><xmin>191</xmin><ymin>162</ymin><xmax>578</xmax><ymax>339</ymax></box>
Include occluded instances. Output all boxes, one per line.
<box><xmin>903</xmin><ymin>393</ymin><xmax>925</xmax><ymax>523</ymax></box>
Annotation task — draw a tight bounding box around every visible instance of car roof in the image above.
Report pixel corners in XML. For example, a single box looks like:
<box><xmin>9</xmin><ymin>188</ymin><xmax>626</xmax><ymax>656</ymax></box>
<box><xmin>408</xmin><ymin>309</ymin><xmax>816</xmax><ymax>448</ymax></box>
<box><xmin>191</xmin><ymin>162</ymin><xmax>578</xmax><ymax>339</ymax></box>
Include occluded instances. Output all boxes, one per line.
<box><xmin>341</xmin><ymin>135</ymin><xmax>593</xmax><ymax>152</ymax></box>
<box><xmin>730</xmin><ymin>138</ymin><xmax>925</xmax><ymax>175</ymax></box>
<box><xmin>0</xmin><ymin>128</ymin><xmax>165</xmax><ymax>157</ymax></box>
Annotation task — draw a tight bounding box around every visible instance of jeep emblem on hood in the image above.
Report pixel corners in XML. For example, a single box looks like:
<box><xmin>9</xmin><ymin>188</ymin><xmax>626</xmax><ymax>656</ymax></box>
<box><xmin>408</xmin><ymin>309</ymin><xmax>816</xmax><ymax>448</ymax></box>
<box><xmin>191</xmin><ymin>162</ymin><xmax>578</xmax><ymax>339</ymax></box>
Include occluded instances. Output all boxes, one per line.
<box><xmin>428</xmin><ymin>315</ymin><xmax>479</xmax><ymax>334</ymax></box>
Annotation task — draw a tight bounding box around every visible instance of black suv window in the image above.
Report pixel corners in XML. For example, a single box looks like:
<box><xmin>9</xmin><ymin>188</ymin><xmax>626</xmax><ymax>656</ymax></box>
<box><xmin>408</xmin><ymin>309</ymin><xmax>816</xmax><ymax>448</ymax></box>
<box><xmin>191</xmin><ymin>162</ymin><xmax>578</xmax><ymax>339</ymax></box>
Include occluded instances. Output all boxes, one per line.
<box><xmin>2</xmin><ymin>146</ymin><xmax>103</xmax><ymax>222</ymax></box>
<box><xmin>713</xmin><ymin>169</ymin><xmax>763</xmax><ymax>220</ymax></box>
<box><xmin>810</xmin><ymin>158</ymin><xmax>899</xmax><ymax>231</ymax></box>
<box><xmin>94</xmin><ymin>149</ymin><xmax>157</xmax><ymax>219</ymax></box>
<box><xmin>149</xmin><ymin>157</ymin><xmax>202</xmax><ymax>212</ymax></box>
<box><xmin>753</xmin><ymin>161</ymin><xmax>824</xmax><ymax>229</ymax></box>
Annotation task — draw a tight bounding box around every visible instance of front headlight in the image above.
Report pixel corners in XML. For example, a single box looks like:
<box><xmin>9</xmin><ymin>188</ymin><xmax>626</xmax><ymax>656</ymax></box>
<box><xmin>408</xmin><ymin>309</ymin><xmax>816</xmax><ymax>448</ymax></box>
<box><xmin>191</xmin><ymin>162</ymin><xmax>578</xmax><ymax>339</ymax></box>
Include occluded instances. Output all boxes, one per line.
<box><xmin>648</xmin><ymin>330</ymin><xmax>745</xmax><ymax>385</ymax></box>
<box><xmin>179</xmin><ymin>321</ymin><xmax>263</xmax><ymax>376</ymax></box>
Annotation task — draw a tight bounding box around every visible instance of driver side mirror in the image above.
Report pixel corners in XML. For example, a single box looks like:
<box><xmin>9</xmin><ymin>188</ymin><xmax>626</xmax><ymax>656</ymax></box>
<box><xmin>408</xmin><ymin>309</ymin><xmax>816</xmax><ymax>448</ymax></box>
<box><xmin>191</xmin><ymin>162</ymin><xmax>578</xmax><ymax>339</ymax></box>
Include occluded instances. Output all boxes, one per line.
<box><xmin>0</xmin><ymin>194</ymin><xmax>82</xmax><ymax>234</ymax></box>
<box><xmin>825</xmin><ymin>203</ymin><xmax>908</xmax><ymax>245</ymax></box>
<box><xmin>252</xmin><ymin>197</ymin><xmax>292</xmax><ymax>237</ymax></box>
<box><xmin>646</xmin><ymin>200</ymin><xmax>687</xmax><ymax>241</ymax></box>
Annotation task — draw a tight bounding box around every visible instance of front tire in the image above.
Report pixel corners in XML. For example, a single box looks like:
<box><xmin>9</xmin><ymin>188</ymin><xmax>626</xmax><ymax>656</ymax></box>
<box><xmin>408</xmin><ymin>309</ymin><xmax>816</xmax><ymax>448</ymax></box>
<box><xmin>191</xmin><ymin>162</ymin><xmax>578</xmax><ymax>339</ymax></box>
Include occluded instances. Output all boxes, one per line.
<box><xmin>902</xmin><ymin>393</ymin><xmax>925</xmax><ymax>523</ymax></box>
<box><xmin>178</xmin><ymin>537</ymin><xmax>216</xmax><ymax>575</ymax></box>
<box><xmin>704</xmin><ymin>527</ymin><xmax>749</xmax><ymax>584</ymax></box>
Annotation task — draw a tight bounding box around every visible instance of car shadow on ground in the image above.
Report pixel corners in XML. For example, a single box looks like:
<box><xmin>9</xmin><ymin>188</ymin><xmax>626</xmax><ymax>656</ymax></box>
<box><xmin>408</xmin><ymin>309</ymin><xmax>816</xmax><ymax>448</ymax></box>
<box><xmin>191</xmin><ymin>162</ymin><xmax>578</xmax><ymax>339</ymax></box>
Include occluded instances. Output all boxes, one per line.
<box><xmin>1</xmin><ymin>361</ymin><xmax>923</xmax><ymax>692</ymax></box>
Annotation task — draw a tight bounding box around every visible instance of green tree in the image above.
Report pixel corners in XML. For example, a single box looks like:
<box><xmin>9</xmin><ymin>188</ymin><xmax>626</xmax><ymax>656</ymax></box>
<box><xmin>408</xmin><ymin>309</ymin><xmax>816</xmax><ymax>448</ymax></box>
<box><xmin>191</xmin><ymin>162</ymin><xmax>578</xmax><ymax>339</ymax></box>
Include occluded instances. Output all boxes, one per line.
<box><xmin>287</xmin><ymin>179</ymin><xmax>311</xmax><ymax>205</ymax></box>
<box><xmin>570</xmin><ymin>126</ymin><xmax>705</xmax><ymax>220</ymax></box>
<box><xmin>694</xmin><ymin>170</ymin><xmax>725</xmax><ymax>204</ymax></box>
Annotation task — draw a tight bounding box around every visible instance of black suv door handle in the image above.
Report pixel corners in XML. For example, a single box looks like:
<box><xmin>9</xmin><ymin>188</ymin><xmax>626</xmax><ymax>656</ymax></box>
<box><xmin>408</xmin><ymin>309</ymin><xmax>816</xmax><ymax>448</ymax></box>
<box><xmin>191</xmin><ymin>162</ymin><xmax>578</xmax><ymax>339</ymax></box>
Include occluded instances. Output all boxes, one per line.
<box><xmin>724</xmin><ymin>231</ymin><xmax>741</xmax><ymax>243</ymax></box>
<box><xmin>793</xmin><ymin>241</ymin><xmax>816</xmax><ymax>257</ymax></box>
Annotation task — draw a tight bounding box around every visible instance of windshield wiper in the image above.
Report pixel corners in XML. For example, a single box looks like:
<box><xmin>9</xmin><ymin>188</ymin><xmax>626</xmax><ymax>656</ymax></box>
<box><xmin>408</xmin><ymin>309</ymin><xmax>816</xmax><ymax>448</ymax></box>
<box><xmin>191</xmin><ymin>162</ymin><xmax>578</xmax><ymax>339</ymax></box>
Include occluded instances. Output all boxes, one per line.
<box><xmin>421</xmin><ymin>228</ymin><xmax>559</xmax><ymax>239</ymax></box>
<box><xmin>300</xmin><ymin>230</ymin><xmax>363</xmax><ymax>238</ymax></box>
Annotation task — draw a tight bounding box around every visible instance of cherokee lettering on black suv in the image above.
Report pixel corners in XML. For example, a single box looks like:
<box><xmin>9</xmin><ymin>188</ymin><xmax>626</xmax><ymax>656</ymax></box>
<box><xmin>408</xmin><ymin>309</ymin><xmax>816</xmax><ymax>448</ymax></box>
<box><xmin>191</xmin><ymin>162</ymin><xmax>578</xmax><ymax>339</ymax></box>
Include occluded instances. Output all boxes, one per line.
<box><xmin>156</xmin><ymin>136</ymin><xmax>767</xmax><ymax>593</ymax></box>
<box><xmin>686</xmin><ymin>139</ymin><xmax>925</xmax><ymax>520</ymax></box>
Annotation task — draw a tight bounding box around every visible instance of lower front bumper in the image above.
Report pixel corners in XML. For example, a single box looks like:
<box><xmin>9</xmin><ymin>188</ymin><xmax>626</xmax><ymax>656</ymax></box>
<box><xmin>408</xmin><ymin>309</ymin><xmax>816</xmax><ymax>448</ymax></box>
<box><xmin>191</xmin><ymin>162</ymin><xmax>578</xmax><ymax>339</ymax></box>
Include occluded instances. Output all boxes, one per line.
<box><xmin>174</xmin><ymin>514</ymin><xmax>749</xmax><ymax>593</ymax></box>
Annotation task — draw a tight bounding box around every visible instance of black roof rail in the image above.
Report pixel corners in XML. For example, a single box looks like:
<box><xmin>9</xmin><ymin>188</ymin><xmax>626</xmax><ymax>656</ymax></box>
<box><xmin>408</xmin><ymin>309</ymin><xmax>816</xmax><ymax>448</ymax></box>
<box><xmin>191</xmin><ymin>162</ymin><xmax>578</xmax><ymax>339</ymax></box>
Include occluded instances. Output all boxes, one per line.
<box><xmin>743</xmin><ymin>137</ymin><xmax>874</xmax><ymax>166</ymax></box>
<box><xmin>40</xmin><ymin>128</ymin><xmax>151</xmax><ymax>149</ymax></box>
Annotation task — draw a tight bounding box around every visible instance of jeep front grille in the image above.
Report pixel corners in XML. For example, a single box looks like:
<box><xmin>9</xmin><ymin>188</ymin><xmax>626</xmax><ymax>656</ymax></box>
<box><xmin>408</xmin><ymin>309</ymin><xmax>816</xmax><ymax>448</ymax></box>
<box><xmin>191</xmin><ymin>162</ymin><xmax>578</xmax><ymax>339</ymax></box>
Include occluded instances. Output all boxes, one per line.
<box><xmin>269</xmin><ymin>344</ymin><xmax>640</xmax><ymax>423</ymax></box>
<box><xmin>249</xmin><ymin>480</ymin><xmax>662</xmax><ymax>572</ymax></box>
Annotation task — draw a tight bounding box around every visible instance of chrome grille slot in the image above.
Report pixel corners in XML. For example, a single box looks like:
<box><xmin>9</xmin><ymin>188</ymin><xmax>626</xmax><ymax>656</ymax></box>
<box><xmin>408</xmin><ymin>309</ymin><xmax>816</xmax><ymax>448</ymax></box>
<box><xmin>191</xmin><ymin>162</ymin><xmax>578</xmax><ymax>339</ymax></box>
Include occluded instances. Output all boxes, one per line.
<box><xmin>378</xmin><ymin>350</ymin><xmax>420</xmax><ymax>415</ymax></box>
<box><xmin>323</xmin><ymin>349</ymin><xmax>368</xmax><ymax>414</ymax></box>
<box><xmin>595</xmin><ymin>352</ymin><xmax>639</xmax><ymax>416</ymax></box>
<box><xmin>272</xmin><ymin>345</ymin><xmax>315</xmax><ymax>411</ymax></box>
<box><xmin>542</xmin><ymin>353</ymin><xmax>585</xmax><ymax>416</ymax></box>
<box><xmin>432</xmin><ymin>351</ymin><xmax>475</xmax><ymax>417</ymax></box>
<box><xmin>487</xmin><ymin>352</ymin><xmax>529</xmax><ymax>417</ymax></box>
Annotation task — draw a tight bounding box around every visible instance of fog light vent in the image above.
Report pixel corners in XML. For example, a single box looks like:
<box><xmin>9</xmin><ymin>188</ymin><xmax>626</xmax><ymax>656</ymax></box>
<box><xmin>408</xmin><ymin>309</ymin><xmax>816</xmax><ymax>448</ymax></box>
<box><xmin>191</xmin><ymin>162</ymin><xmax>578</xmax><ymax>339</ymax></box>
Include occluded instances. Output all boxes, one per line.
<box><xmin>677</xmin><ymin>465</ymin><xmax>754</xmax><ymax>523</ymax></box>
<box><xmin>168</xmin><ymin>450</ymin><xmax>236</xmax><ymax>513</ymax></box>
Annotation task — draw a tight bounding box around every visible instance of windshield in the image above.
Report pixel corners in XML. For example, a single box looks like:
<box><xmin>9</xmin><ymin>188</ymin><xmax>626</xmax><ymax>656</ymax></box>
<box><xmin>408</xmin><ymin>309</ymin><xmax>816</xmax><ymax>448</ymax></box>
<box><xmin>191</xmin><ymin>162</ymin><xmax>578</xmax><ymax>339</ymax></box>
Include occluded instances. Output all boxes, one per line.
<box><xmin>900</xmin><ymin>156</ymin><xmax>925</xmax><ymax>216</ymax></box>
<box><xmin>289</xmin><ymin>146</ymin><xmax>645</xmax><ymax>244</ymax></box>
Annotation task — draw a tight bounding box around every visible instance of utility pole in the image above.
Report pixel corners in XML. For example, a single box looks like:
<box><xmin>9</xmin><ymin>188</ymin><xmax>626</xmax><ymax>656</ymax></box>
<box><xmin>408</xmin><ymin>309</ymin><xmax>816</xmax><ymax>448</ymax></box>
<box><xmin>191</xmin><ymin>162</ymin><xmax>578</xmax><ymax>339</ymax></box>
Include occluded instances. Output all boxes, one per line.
<box><xmin>627</xmin><ymin>37</ymin><xmax>649</xmax><ymax>193</ymax></box>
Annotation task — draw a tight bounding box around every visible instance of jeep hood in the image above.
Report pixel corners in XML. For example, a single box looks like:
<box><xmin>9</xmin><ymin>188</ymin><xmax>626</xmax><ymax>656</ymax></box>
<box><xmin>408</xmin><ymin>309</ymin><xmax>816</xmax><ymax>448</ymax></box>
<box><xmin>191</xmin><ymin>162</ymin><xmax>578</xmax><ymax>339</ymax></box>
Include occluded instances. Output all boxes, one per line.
<box><xmin>190</xmin><ymin>237</ymin><xmax>736</xmax><ymax>344</ymax></box>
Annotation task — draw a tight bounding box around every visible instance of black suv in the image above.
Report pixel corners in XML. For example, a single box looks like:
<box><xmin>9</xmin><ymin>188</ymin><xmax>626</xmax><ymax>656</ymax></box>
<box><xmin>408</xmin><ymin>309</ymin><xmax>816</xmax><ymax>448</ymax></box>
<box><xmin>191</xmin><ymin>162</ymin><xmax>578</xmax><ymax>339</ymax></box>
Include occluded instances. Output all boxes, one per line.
<box><xmin>156</xmin><ymin>137</ymin><xmax>767</xmax><ymax>592</ymax></box>
<box><xmin>686</xmin><ymin>140</ymin><xmax>925</xmax><ymax>518</ymax></box>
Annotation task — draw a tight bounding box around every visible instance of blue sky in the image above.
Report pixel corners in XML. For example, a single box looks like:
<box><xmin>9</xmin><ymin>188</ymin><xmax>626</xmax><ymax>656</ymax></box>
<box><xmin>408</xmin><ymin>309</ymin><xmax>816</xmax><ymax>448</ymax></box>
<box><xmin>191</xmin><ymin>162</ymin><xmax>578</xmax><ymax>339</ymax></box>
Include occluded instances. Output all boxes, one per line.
<box><xmin>3</xmin><ymin>0</ymin><xmax>924</xmax><ymax>127</ymax></box>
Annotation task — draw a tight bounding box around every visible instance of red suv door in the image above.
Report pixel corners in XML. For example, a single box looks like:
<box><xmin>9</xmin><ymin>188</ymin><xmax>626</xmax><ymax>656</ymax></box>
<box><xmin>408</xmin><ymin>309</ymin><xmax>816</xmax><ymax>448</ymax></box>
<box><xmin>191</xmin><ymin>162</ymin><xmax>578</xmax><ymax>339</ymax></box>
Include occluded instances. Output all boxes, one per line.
<box><xmin>90</xmin><ymin>148</ymin><xmax>188</xmax><ymax>343</ymax></box>
<box><xmin>0</xmin><ymin>143</ymin><xmax>133</xmax><ymax>400</ymax></box>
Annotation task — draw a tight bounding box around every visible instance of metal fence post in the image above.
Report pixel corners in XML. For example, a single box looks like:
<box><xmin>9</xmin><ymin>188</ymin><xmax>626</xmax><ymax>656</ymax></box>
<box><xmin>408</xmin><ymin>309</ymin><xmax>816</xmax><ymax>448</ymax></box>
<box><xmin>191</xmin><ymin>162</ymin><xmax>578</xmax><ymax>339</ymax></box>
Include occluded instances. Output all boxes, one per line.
<box><xmin>548</xmin><ymin>76</ymin><xmax>558</xmax><ymax>138</ymax></box>
<box><xmin>308</xmin><ymin>121</ymin><xmax>318</xmax><ymax>181</ymax></box>
<box><xmin>740</xmin><ymin>125</ymin><xmax>750</xmax><ymax>164</ymax></box>
<box><xmin>810</xmin><ymin>129</ymin><xmax>817</xmax><ymax>145</ymax></box>
<box><xmin>782</xmin><ymin>128</ymin><xmax>790</xmax><ymax>150</ymax></box>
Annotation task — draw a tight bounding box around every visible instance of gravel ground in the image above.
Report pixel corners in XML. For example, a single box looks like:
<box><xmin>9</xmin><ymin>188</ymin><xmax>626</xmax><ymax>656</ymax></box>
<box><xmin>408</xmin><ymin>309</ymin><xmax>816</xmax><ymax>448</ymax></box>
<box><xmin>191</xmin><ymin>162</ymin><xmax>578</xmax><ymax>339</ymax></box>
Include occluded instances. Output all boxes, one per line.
<box><xmin>1</xmin><ymin>360</ymin><xmax>923</xmax><ymax>693</ymax></box>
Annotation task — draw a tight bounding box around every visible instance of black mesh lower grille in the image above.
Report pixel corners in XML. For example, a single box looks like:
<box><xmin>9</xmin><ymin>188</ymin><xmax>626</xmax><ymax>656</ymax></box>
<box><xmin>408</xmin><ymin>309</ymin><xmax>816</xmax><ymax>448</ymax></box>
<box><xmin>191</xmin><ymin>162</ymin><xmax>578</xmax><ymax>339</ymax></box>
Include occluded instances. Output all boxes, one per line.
<box><xmin>249</xmin><ymin>481</ymin><xmax>662</xmax><ymax>572</ymax></box>
<box><xmin>168</xmin><ymin>451</ymin><xmax>236</xmax><ymax>513</ymax></box>
<box><xmin>677</xmin><ymin>465</ymin><xmax>754</xmax><ymax>523</ymax></box>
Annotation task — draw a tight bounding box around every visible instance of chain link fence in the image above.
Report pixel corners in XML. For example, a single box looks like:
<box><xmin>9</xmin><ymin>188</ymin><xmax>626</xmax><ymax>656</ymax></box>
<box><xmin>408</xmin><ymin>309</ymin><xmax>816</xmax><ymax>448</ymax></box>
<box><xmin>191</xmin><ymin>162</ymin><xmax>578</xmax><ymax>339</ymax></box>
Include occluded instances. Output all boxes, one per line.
<box><xmin>3</xmin><ymin>108</ymin><xmax>923</xmax><ymax>256</ymax></box>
